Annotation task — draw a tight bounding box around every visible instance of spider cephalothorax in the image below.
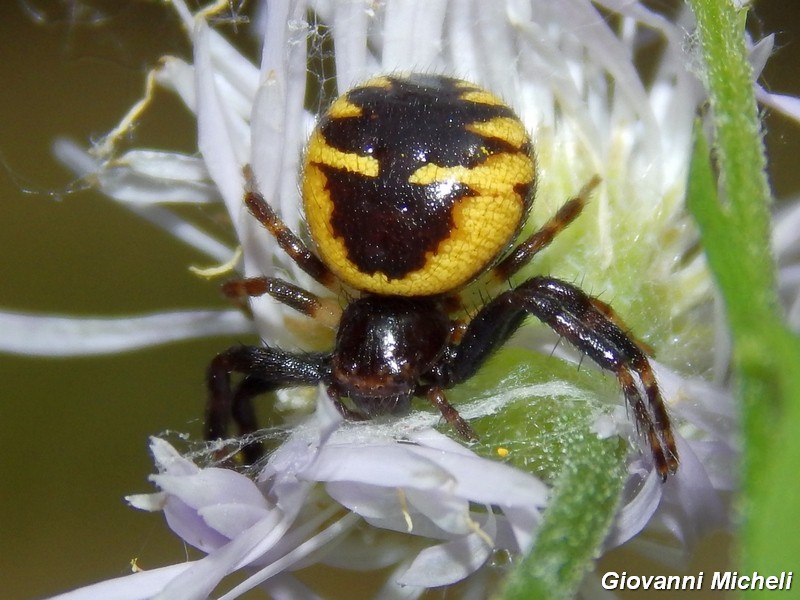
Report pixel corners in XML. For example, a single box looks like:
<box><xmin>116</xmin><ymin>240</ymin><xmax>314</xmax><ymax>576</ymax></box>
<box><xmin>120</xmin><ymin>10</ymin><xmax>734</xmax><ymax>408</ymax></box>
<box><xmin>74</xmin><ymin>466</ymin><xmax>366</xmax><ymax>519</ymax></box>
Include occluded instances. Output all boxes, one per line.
<box><xmin>205</xmin><ymin>73</ymin><xmax>679</xmax><ymax>480</ymax></box>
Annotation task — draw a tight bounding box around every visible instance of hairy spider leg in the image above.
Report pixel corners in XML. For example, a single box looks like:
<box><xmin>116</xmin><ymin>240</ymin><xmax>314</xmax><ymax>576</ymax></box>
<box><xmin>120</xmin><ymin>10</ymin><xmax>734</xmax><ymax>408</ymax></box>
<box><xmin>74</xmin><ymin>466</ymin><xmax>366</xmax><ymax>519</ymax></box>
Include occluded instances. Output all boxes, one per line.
<box><xmin>222</xmin><ymin>276</ymin><xmax>341</xmax><ymax>329</ymax></box>
<box><xmin>440</xmin><ymin>276</ymin><xmax>678</xmax><ymax>480</ymax></box>
<box><xmin>493</xmin><ymin>175</ymin><xmax>601</xmax><ymax>282</ymax></box>
<box><xmin>421</xmin><ymin>386</ymin><xmax>478</xmax><ymax>441</ymax></box>
<box><xmin>585</xmin><ymin>294</ymin><xmax>656</xmax><ymax>356</ymax></box>
<box><xmin>241</xmin><ymin>165</ymin><xmax>337</xmax><ymax>288</ymax></box>
<box><xmin>207</xmin><ymin>168</ymin><xmax>346</xmax><ymax>462</ymax></box>
<box><xmin>220</xmin><ymin>167</ymin><xmax>343</xmax><ymax>326</ymax></box>
<box><xmin>206</xmin><ymin>345</ymin><xmax>329</xmax><ymax>464</ymax></box>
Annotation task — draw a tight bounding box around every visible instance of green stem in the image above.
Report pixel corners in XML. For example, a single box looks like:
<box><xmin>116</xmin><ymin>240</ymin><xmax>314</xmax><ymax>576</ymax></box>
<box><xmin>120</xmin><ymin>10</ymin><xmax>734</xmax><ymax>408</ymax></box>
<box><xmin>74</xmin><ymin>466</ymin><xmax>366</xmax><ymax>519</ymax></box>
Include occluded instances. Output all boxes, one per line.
<box><xmin>498</xmin><ymin>422</ymin><xmax>625</xmax><ymax>600</ymax></box>
<box><xmin>687</xmin><ymin>0</ymin><xmax>800</xmax><ymax>590</ymax></box>
<box><xmin>688</xmin><ymin>1</ymin><xmax>776</xmax><ymax>321</ymax></box>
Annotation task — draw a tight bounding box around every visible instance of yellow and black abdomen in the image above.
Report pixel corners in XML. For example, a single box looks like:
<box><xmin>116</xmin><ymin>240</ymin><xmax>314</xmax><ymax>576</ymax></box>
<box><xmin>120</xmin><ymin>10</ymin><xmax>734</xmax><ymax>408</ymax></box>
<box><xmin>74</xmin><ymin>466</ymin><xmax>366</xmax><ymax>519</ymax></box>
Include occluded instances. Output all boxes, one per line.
<box><xmin>303</xmin><ymin>73</ymin><xmax>536</xmax><ymax>296</ymax></box>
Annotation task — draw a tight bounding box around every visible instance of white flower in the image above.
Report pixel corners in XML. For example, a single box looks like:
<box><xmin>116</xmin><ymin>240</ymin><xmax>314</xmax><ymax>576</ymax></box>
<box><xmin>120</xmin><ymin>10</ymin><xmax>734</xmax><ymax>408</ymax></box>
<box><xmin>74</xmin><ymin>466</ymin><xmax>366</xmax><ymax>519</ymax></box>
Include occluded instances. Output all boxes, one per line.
<box><xmin>5</xmin><ymin>0</ymin><xmax>799</xmax><ymax>598</ymax></box>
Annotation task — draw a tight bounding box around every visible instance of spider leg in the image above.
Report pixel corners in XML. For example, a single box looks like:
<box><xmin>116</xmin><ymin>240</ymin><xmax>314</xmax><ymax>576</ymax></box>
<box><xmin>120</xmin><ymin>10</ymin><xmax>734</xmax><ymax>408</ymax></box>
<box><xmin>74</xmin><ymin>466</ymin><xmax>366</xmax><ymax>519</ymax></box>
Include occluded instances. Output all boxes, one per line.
<box><xmin>585</xmin><ymin>294</ymin><xmax>655</xmax><ymax>356</ymax></box>
<box><xmin>206</xmin><ymin>345</ymin><xmax>330</xmax><ymax>463</ymax></box>
<box><xmin>222</xmin><ymin>275</ymin><xmax>341</xmax><ymax>328</ymax></box>
<box><xmin>243</xmin><ymin>165</ymin><xmax>337</xmax><ymax>288</ymax></box>
<box><xmin>419</xmin><ymin>385</ymin><xmax>478</xmax><ymax>440</ymax></box>
<box><xmin>493</xmin><ymin>175</ymin><xmax>600</xmax><ymax>281</ymax></box>
<box><xmin>443</xmin><ymin>275</ymin><xmax>678</xmax><ymax>480</ymax></box>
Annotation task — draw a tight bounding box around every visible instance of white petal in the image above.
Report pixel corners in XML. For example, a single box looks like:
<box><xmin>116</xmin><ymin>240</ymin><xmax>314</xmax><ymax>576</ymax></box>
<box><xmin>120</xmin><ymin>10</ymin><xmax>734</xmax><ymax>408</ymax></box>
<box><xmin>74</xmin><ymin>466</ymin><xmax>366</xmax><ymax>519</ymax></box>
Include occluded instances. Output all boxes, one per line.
<box><xmin>404</xmin><ymin>487</ymin><xmax>471</xmax><ymax>535</ymax></box>
<box><xmin>45</xmin><ymin>563</ymin><xmax>195</xmax><ymax>600</ymax></box>
<box><xmin>773</xmin><ymin>200</ymin><xmax>800</xmax><ymax>257</ymax></box>
<box><xmin>298</xmin><ymin>427</ymin><xmax>545</xmax><ymax>547</ymax></box>
<box><xmin>749</xmin><ymin>34</ymin><xmax>774</xmax><ymax>77</ymax></box>
<box><xmin>303</xmin><ymin>443</ymin><xmax>454</xmax><ymax>490</ymax></box>
<box><xmin>384</xmin><ymin>0</ymin><xmax>448</xmax><ymax>71</ymax></box>
<box><xmin>468</xmin><ymin>2</ymin><xmax>519</xmax><ymax>98</ymax></box>
<box><xmin>156</xmin><ymin>513</ymin><xmax>293</xmax><ymax>600</ymax></box>
<box><xmin>98</xmin><ymin>150</ymin><xmax>219</xmax><ymax>204</ymax></box>
<box><xmin>397</xmin><ymin>512</ymin><xmax>497</xmax><ymax>587</ymax></box>
<box><xmin>154</xmin><ymin>56</ymin><xmax>197</xmax><ymax>113</ymax></box>
<box><xmin>152</xmin><ymin>467</ymin><xmax>270</xmax><ymax>513</ymax></box>
<box><xmin>320</xmin><ymin>525</ymin><xmax>416</xmax><ymax>571</ymax></box>
<box><xmin>0</xmin><ymin>310</ymin><xmax>252</xmax><ymax>356</ymax></box>
<box><xmin>403</xmin><ymin>444</ymin><xmax>549</xmax><ymax>509</ymax></box>
<box><xmin>377</xmin><ymin>561</ymin><xmax>427</xmax><ymax>600</ymax></box>
<box><xmin>52</xmin><ymin>139</ymin><xmax>236</xmax><ymax>262</ymax></box>
<box><xmin>605</xmin><ymin>468</ymin><xmax>661</xmax><ymax>548</ymax></box>
<box><xmin>151</xmin><ymin>436</ymin><xmax>201</xmax><ymax>475</ymax></box>
<box><xmin>54</xmin><ymin>140</ymin><xmax>218</xmax><ymax>202</ymax></box>
<box><xmin>207</xmin><ymin>27</ymin><xmax>260</xmax><ymax>107</ymax></box>
<box><xmin>194</xmin><ymin>19</ymin><xmax>248</xmax><ymax>218</ymax></box>
<box><xmin>216</xmin><ymin>513</ymin><xmax>361</xmax><ymax>600</ymax></box>
<box><xmin>330</xmin><ymin>0</ymin><xmax>370</xmax><ymax>89</ymax></box>
<box><xmin>757</xmin><ymin>86</ymin><xmax>800</xmax><ymax>125</ymax></box>
<box><xmin>248</xmin><ymin>0</ymin><xmax>314</xmax><ymax>302</ymax></box>
<box><xmin>125</xmin><ymin>491</ymin><xmax>166</xmax><ymax>512</ymax></box>
<box><xmin>125</xmin><ymin>203</ymin><xmax>236</xmax><ymax>263</ymax></box>
<box><xmin>162</xmin><ymin>494</ymin><xmax>230</xmax><ymax>552</ymax></box>
<box><xmin>654</xmin><ymin>436</ymin><xmax>728</xmax><ymax>546</ymax></box>
<box><xmin>199</xmin><ymin>503</ymin><xmax>278</xmax><ymax>541</ymax></box>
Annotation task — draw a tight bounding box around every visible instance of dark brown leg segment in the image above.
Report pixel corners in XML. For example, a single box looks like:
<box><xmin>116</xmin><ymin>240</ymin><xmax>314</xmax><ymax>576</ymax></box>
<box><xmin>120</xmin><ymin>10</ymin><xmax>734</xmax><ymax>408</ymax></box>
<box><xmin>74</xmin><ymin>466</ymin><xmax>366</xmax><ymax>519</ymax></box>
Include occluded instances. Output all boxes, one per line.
<box><xmin>206</xmin><ymin>345</ymin><xmax>330</xmax><ymax>463</ymax></box>
<box><xmin>493</xmin><ymin>175</ymin><xmax>601</xmax><ymax>281</ymax></box>
<box><xmin>243</xmin><ymin>165</ymin><xmax>336</xmax><ymax>288</ymax></box>
<box><xmin>424</xmin><ymin>386</ymin><xmax>478</xmax><ymax>441</ymax></box>
<box><xmin>222</xmin><ymin>275</ymin><xmax>340</xmax><ymax>327</ymax></box>
<box><xmin>440</xmin><ymin>275</ymin><xmax>678</xmax><ymax>480</ymax></box>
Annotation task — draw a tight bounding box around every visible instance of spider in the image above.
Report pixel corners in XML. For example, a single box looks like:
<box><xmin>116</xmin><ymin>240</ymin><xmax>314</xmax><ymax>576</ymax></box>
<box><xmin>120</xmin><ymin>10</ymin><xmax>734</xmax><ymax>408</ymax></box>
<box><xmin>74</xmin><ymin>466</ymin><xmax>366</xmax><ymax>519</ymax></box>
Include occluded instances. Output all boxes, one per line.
<box><xmin>205</xmin><ymin>73</ymin><xmax>679</xmax><ymax>480</ymax></box>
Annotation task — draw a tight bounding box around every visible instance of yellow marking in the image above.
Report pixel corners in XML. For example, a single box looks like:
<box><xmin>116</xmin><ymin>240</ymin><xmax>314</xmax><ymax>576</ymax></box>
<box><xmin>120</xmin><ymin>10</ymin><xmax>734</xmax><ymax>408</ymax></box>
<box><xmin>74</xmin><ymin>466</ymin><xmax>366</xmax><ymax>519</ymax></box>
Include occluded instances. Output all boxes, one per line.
<box><xmin>466</xmin><ymin>117</ymin><xmax>530</xmax><ymax>150</ymax></box>
<box><xmin>326</xmin><ymin>96</ymin><xmax>363</xmax><ymax>120</ymax></box>
<box><xmin>459</xmin><ymin>88</ymin><xmax>505</xmax><ymax>106</ymax></box>
<box><xmin>305</xmin><ymin>151</ymin><xmax>534</xmax><ymax>296</ymax></box>
<box><xmin>359</xmin><ymin>75</ymin><xmax>393</xmax><ymax>89</ymax></box>
<box><xmin>302</xmin><ymin>74</ymin><xmax>536</xmax><ymax>296</ymax></box>
<box><xmin>409</xmin><ymin>152</ymin><xmax>534</xmax><ymax>195</ymax></box>
<box><xmin>305</xmin><ymin>131</ymin><xmax>380</xmax><ymax>177</ymax></box>
<box><xmin>496</xmin><ymin>447</ymin><xmax>510</xmax><ymax>458</ymax></box>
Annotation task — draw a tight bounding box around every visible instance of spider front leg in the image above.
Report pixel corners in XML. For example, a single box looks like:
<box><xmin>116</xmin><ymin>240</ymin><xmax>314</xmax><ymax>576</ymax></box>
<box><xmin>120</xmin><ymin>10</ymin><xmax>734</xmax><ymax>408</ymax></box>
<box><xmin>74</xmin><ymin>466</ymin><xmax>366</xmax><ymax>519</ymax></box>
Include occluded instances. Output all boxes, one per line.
<box><xmin>206</xmin><ymin>345</ymin><xmax>330</xmax><ymax>464</ymax></box>
<box><xmin>242</xmin><ymin>165</ymin><xmax>337</xmax><ymax>289</ymax></box>
<box><xmin>493</xmin><ymin>176</ymin><xmax>601</xmax><ymax>281</ymax></box>
<box><xmin>221</xmin><ymin>276</ymin><xmax>341</xmax><ymax>329</ymax></box>
<box><xmin>443</xmin><ymin>276</ymin><xmax>678</xmax><ymax>480</ymax></box>
<box><xmin>221</xmin><ymin>167</ymin><xmax>343</xmax><ymax>326</ymax></box>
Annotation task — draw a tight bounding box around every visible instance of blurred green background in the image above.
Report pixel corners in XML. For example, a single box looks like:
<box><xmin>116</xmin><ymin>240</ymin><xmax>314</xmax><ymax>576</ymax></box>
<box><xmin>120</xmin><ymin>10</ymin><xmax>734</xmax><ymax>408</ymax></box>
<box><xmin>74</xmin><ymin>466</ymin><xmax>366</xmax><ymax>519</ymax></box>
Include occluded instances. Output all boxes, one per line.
<box><xmin>1</xmin><ymin>1</ymin><xmax>799</xmax><ymax>598</ymax></box>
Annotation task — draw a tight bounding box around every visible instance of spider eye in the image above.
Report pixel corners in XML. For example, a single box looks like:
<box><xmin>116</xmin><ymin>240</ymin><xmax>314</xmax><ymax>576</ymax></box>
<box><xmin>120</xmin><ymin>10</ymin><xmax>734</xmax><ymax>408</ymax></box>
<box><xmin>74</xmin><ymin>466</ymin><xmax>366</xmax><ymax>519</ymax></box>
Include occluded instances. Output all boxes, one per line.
<box><xmin>302</xmin><ymin>73</ymin><xmax>536</xmax><ymax>296</ymax></box>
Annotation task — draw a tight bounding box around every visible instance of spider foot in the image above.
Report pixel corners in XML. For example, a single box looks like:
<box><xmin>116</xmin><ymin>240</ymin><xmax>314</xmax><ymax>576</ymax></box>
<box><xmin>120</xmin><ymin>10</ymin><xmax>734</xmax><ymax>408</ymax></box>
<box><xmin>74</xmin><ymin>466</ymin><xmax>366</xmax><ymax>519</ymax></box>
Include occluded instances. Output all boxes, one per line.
<box><xmin>425</xmin><ymin>386</ymin><xmax>478</xmax><ymax>441</ymax></box>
